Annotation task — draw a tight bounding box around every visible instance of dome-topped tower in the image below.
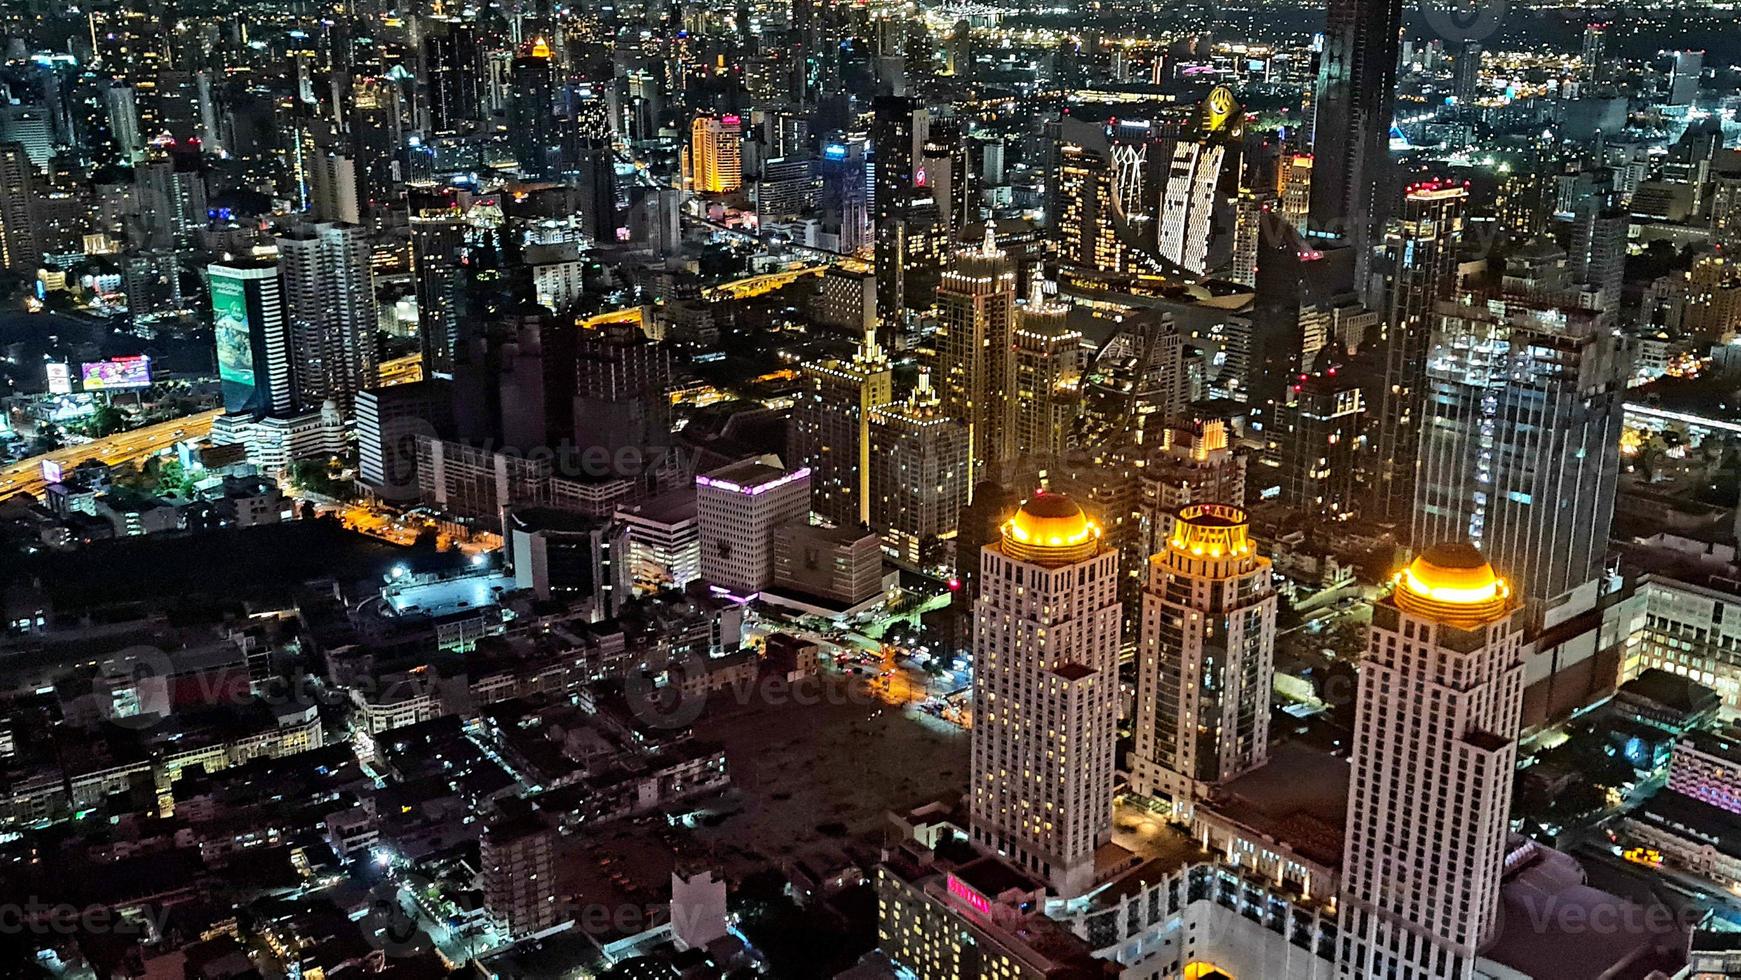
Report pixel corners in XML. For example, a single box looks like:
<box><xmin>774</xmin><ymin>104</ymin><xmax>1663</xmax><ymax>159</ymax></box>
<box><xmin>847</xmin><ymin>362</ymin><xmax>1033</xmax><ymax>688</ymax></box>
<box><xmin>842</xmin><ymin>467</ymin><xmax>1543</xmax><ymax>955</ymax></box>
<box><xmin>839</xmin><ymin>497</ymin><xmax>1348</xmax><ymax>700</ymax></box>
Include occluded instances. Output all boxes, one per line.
<box><xmin>999</xmin><ymin>491</ymin><xmax>1102</xmax><ymax>565</ymax></box>
<box><xmin>1393</xmin><ymin>542</ymin><xmax>1513</xmax><ymax>629</ymax></box>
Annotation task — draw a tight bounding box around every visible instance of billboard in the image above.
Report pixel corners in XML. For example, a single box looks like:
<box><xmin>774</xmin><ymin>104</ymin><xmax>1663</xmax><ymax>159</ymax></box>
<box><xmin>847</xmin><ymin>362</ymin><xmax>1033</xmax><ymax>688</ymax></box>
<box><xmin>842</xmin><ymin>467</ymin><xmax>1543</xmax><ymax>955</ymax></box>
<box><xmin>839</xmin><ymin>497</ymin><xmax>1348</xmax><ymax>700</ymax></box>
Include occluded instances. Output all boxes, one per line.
<box><xmin>45</xmin><ymin>362</ymin><xmax>71</xmax><ymax>395</ymax></box>
<box><xmin>211</xmin><ymin>275</ymin><xmax>255</xmax><ymax>387</ymax></box>
<box><xmin>81</xmin><ymin>355</ymin><xmax>152</xmax><ymax>391</ymax></box>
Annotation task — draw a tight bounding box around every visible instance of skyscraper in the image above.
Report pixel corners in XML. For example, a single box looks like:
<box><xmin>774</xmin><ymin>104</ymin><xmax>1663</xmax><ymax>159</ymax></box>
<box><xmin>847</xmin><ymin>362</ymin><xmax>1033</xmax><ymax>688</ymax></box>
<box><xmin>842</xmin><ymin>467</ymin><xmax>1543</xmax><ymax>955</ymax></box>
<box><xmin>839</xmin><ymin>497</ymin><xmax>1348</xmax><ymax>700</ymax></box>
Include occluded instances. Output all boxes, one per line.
<box><xmin>0</xmin><ymin>143</ymin><xmax>41</xmax><ymax>270</ymax></box>
<box><xmin>868</xmin><ymin>372</ymin><xmax>970</xmax><ymax>565</ymax></box>
<box><xmin>410</xmin><ymin>208</ymin><xmax>468</xmax><ymax>380</ymax></box>
<box><xmin>1414</xmin><ymin>298</ymin><xmax>1627</xmax><ymax>602</ymax></box>
<box><xmin>275</xmin><ymin>221</ymin><xmax>379</xmax><ymax>410</ymax></box>
<box><xmin>209</xmin><ymin>258</ymin><xmax>295</xmax><ymax>417</ymax></box>
<box><xmin>1130</xmin><ymin>503</ymin><xmax>1276</xmax><ymax>811</ymax></box>
<box><xmin>1670</xmin><ymin>50</ymin><xmax>1704</xmax><ymax>105</ymax></box>
<box><xmin>936</xmin><ymin>224</ymin><xmax>1017</xmax><ymax>485</ymax></box>
<box><xmin>1010</xmin><ymin>279</ymin><xmax>1083</xmax><ymax>467</ymax></box>
<box><xmin>1580</xmin><ymin>22</ymin><xmax>1609</xmax><ymax>84</ymax></box>
<box><xmin>1157</xmin><ymin>87</ymin><xmax>1242</xmax><ymax>276</ymax></box>
<box><xmin>970</xmin><ymin>491</ymin><xmax>1119</xmax><ymax>898</ymax></box>
<box><xmin>690</xmin><ymin>113</ymin><xmax>744</xmax><ymax>194</ymax></box>
<box><xmin>788</xmin><ymin>327</ymin><xmax>894</xmax><ymax>527</ymax></box>
<box><xmin>1275</xmin><ymin>369</ymin><xmax>1365</xmax><ymax>516</ymax></box>
<box><xmin>510</xmin><ymin>38</ymin><xmax>560</xmax><ymax>179</ymax></box>
<box><xmin>695</xmin><ymin>456</ymin><xmax>812</xmax><ymax>597</ymax></box>
<box><xmin>1337</xmin><ymin>543</ymin><xmax>1524</xmax><ymax>979</ymax></box>
<box><xmin>1309</xmin><ymin>0</ymin><xmax>1403</xmax><ymax>287</ymax></box>
<box><xmin>873</xmin><ymin>96</ymin><xmax>925</xmax><ymax>327</ymax></box>
<box><xmin>1370</xmin><ymin>181</ymin><xmax>1467</xmax><ymax>521</ymax></box>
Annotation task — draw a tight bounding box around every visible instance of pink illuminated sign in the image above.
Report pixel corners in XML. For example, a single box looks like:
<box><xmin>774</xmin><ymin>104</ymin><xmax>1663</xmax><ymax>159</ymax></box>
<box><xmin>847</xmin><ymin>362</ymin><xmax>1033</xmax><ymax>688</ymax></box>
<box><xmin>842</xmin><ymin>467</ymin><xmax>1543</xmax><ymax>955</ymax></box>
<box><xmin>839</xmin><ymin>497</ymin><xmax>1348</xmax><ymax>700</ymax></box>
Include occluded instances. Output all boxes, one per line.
<box><xmin>946</xmin><ymin>874</ymin><xmax>992</xmax><ymax>916</ymax></box>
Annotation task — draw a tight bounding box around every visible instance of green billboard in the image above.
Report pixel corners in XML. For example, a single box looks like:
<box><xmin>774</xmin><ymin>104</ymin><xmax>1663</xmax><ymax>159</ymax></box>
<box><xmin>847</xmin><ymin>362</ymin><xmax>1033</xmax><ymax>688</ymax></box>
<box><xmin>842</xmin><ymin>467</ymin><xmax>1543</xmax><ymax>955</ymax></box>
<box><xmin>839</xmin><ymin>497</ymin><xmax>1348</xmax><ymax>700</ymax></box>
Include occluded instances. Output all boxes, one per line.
<box><xmin>211</xmin><ymin>274</ymin><xmax>255</xmax><ymax>387</ymax></box>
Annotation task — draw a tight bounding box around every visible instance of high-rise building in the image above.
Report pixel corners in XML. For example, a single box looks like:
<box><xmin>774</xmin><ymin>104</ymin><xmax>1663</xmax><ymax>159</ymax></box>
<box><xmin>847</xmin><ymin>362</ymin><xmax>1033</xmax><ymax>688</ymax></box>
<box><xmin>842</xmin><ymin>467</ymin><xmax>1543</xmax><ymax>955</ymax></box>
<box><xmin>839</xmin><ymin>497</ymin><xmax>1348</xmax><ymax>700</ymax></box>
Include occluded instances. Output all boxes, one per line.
<box><xmin>481</xmin><ymin>807</ymin><xmax>560</xmax><ymax>938</ymax></box>
<box><xmin>209</xmin><ymin>258</ymin><xmax>295</xmax><ymax>416</ymax></box>
<box><xmin>574</xmin><ymin>318</ymin><xmax>676</xmax><ymax>473</ymax></box>
<box><xmin>868</xmin><ymin>372</ymin><xmax>970</xmax><ymax>565</ymax></box>
<box><xmin>1580</xmin><ymin>22</ymin><xmax>1609</xmax><ymax>84</ymax></box>
<box><xmin>308</xmin><ymin>151</ymin><xmax>360</xmax><ymax>225</ymax></box>
<box><xmin>695</xmin><ymin>456</ymin><xmax>812</xmax><ymax>597</ymax></box>
<box><xmin>873</xmin><ymin>96</ymin><xmax>926</xmax><ymax>327</ymax></box>
<box><xmin>357</xmin><ymin>381</ymin><xmax>451</xmax><ymax>503</ymax></box>
<box><xmin>426</xmin><ymin>23</ymin><xmax>482</xmax><ymax>134</ymax></box>
<box><xmin>1275</xmin><ymin>370</ymin><xmax>1365</xmax><ymax>516</ymax></box>
<box><xmin>510</xmin><ymin>38</ymin><xmax>560</xmax><ymax>179</ymax></box>
<box><xmin>970</xmin><ymin>492</ymin><xmax>1119</xmax><ymax>898</ymax></box>
<box><xmin>936</xmin><ymin>224</ymin><xmax>1017</xmax><ymax>485</ymax></box>
<box><xmin>1130</xmin><ymin>503</ymin><xmax>1275</xmax><ymax>811</ymax></box>
<box><xmin>1567</xmin><ymin>176</ymin><xmax>1627</xmax><ymax>313</ymax></box>
<box><xmin>1010</xmin><ymin>280</ymin><xmax>1083</xmax><ymax>467</ymax></box>
<box><xmin>1414</xmin><ymin>297</ymin><xmax>1627</xmax><ymax>602</ymax></box>
<box><xmin>275</xmin><ymin>222</ymin><xmax>378</xmax><ymax>410</ymax></box>
<box><xmin>1230</xmin><ymin>190</ymin><xmax>1273</xmax><ymax>287</ymax></box>
<box><xmin>410</xmin><ymin>209</ymin><xmax>468</xmax><ymax>380</ymax></box>
<box><xmin>1454</xmin><ymin>42</ymin><xmax>1483</xmax><ymax>106</ymax></box>
<box><xmin>1670</xmin><ymin>49</ymin><xmax>1704</xmax><ymax>105</ymax></box>
<box><xmin>1157</xmin><ymin>87</ymin><xmax>1242</xmax><ymax>276</ymax></box>
<box><xmin>1138</xmin><ymin>417</ymin><xmax>1246</xmax><ymax>557</ymax></box>
<box><xmin>133</xmin><ymin>153</ymin><xmax>206</xmax><ymax>250</ymax></box>
<box><xmin>1278</xmin><ymin>152</ymin><xmax>1313</xmax><ymax>230</ymax></box>
<box><xmin>690</xmin><ymin>113</ymin><xmax>744</xmax><ymax>194</ymax></box>
<box><xmin>1054</xmin><ymin>117</ymin><xmax>1155</xmax><ymax>275</ymax></box>
<box><xmin>1369</xmin><ymin>181</ymin><xmax>1466</xmax><ymax>521</ymax></box>
<box><xmin>788</xmin><ymin>328</ymin><xmax>894</xmax><ymax>527</ymax></box>
<box><xmin>571</xmin><ymin>92</ymin><xmax>618</xmax><ymax>241</ymax></box>
<box><xmin>0</xmin><ymin>143</ymin><xmax>41</xmax><ymax>270</ymax></box>
<box><xmin>1337</xmin><ymin>543</ymin><xmax>1524</xmax><ymax>979</ymax></box>
<box><xmin>1309</xmin><ymin>0</ymin><xmax>1403</xmax><ymax>288</ymax></box>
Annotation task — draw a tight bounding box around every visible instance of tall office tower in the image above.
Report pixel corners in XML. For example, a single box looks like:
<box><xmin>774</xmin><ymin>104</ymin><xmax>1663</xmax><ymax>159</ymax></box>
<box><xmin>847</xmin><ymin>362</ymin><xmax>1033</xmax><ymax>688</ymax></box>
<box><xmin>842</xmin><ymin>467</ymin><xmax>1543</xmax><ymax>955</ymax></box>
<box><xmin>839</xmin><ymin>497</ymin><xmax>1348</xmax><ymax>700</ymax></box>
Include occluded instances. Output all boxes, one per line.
<box><xmin>1370</xmin><ymin>181</ymin><xmax>1466</xmax><ymax>522</ymax></box>
<box><xmin>1011</xmin><ymin>280</ymin><xmax>1083</xmax><ymax>466</ymax></box>
<box><xmin>410</xmin><ymin>210</ymin><xmax>468</xmax><ymax>380</ymax></box>
<box><xmin>1158</xmin><ymin>87</ymin><xmax>1242</xmax><ymax>276</ymax></box>
<box><xmin>276</xmin><ymin>221</ymin><xmax>379</xmax><ymax>410</ymax></box>
<box><xmin>1454</xmin><ymin>42</ymin><xmax>1482</xmax><ymax>105</ymax></box>
<box><xmin>1230</xmin><ymin>190</ymin><xmax>1273</xmax><ymax>287</ymax></box>
<box><xmin>308</xmin><ymin>151</ymin><xmax>361</xmax><ymax>225</ymax></box>
<box><xmin>1670</xmin><ymin>50</ymin><xmax>1704</xmax><ymax>105</ymax></box>
<box><xmin>869</xmin><ymin>372</ymin><xmax>971</xmax><ymax>565</ymax></box>
<box><xmin>1139</xmin><ymin>417</ymin><xmax>1246</xmax><ymax>555</ymax></box>
<box><xmin>133</xmin><ymin>153</ymin><xmax>207</xmax><ymax>250</ymax></box>
<box><xmin>1130</xmin><ymin>503</ymin><xmax>1275</xmax><ymax>811</ymax></box>
<box><xmin>936</xmin><ymin>224</ymin><xmax>1017</xmax><ymax>485</ymax></box>
<box><xmin>357</xmin><ymin>381</ymin><xmax>452</xmax><ymax>503</ymax></box>
<box><xmin>510</xmin><ymin>38</ymin><xmax>560</xmax><ymax>179</ymax></box>
<box><xmin>920</xmin><ymin>119</ymin><xmax>971</xmax><ymax>237</ymax></box>
<box><xmin>818</xmin><ymin>136</ymin><xmax>872</xmax><ymax>254</ymax></box>
<box><xmin>1272</xmin><ymin>155</ymin><xmax>1310</xmax><ymax>236</ymax></box>
<box><xmin>572</xmin><ymin>93</ymin><xmax>618</xmax><ymax>241</ymax></box>
<box><xmin>426</xmin><ymin>23</ymin><xmax>481</xmax><ymax>133</ymax></box>
<box><xmin>873</xmin><ymin>96</ymin><xmax>925</xmax><ymax>327</ymax></box>
<box><xmin>480</xmin><ymin>808</ymin><xmax>560</xmax><ymax>938</ymax></box>
<box><xmin>1567</xmin><ymin>179</ymin><xmax>1627</xmax><ymax>313</ymax></box>
<box><xmin>1414</xmin><ymin>298</ymin><xmax>1626</xmax><ymax>602</ymax></box>
<box><xmin>209</xmin><ymin>259</ymin><xmax>295</xmax><ymax>417</ymax></box>
<box><xmin>1309</xmin><ymin>0</ymin><xmax>1402</xmax><ymax>289</ymax></box>
<box><xmin>1580</xmin><ymin>22</ymin><xmax>1609</xmax><ymax>84</ymax></box>
<box><xmin>574</xmin><ymin>319</ymin><xmax>676</xmax><ymax>473</ymax></box>
<box><xmin>0</xmin><ymin>143</ymin><xmax>40</xmax><ymax>270</ymax></box>
<box><xmin>1336</xmin><ymin>544</ymin><xmax>1524</xmax><ymax>980</ymax></box>
<box><xmin>788</xmin><ymin>328</ymin><xmax>895</xmax><ymax>527</ymax></box>
<box><xmin>1275</xmin><ymin>369</ymin><xmax>1365</xmax><ymax>515</ymax></box>
<box><xmin>695</xmin><ymin>456</ymin><xmax>812</xmax><ymax>597</ymax></box>
<box><xmin>690</xmin><ymin>113</ymin><xmax>744</xmax><ymax>194</ymax></box>
<box><xmin>1054</xmin><ymin>117</ymin><xmax>1150</xmax><ymax>274</ymax></box>
<box><xmin>103</xmin><ymin>83</ymin><xmax>144</xmax><ymax>164</ymax></box>
<box><xmin>969</xmin><ymin>492</ymin><xmax>1119</xmax><ymax>898</ymax></box>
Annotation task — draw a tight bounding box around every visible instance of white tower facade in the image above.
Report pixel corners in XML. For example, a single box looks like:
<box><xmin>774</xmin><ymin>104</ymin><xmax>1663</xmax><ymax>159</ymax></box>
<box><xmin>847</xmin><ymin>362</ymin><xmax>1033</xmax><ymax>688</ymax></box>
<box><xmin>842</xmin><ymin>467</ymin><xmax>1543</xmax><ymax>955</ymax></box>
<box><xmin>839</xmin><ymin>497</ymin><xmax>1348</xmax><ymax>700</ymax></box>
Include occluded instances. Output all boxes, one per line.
<box><xmin>1337</xmin><ymin>543</ymin><xmax>1525</xmax><ymax>980</ymax></box>
<box><xmin>1130</xmin><ymin>503</ymin><xmax>1275</xmax><ymax>810</ymax></box>
<box><xmin>969</xmin><ymin>491</ymin><xmax>1120</xmax><ymax>898</ymax></box>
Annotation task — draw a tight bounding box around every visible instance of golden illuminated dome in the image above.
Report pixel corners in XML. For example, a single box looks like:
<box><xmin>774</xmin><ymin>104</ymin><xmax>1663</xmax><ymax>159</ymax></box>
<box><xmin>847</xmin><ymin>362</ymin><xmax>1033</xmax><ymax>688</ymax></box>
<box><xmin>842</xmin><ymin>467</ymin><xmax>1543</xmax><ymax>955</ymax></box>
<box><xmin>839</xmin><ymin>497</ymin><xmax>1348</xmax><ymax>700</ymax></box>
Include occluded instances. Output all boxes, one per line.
<box><xmin>529</xmin><ymin>36</ymin><xmax>552</xmax><ymax>58</ymax></box>
<box><xmin>1001</xmin><ymin>492</ymin><xmax>1101</xmax><ymax>566</ymax></box>
<box><xmin>1394</xmin><ymin>542</ymin><xmax>1513</xmax><ymax>628</ymax></box>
